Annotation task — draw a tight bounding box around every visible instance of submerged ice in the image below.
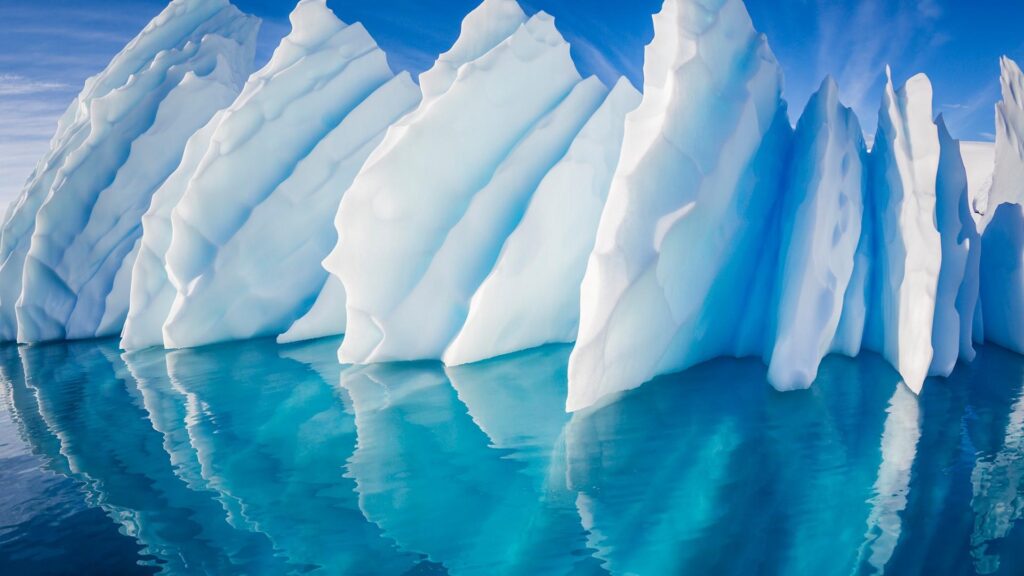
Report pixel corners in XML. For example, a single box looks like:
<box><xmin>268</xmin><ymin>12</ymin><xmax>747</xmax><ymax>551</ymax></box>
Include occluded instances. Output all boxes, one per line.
<box><xmin>2</xmin><ymin>0</ymin><xmax>1023</xmax><ymax>413</ymax></box>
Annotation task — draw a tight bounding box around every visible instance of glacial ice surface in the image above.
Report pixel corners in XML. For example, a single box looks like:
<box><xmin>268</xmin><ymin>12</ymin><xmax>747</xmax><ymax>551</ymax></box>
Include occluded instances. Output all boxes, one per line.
<box><xmin>930</xmin><ymin>117</ymin><xmax>980</xmax><ymax>375</ymax></box>
<box><xmin>159</xmin><ymin>0</ymin><xmax>418</xmax><ymax>350</ymax></box>
<box><xmin>566</xmin><ymin>0</ymin><xmax>791</xmax><ymax>411</ymax></box>
<box><xmin>866</xmin><ymin>71</ymin><xmax>943</xmax><ymax>394</ymax></box>
<box><xmin>329</xmin><ymin>9</ymin><xmax>597</xmax><ymax>364</ymax></box>
<box><xmin>444</xmin><ymin>78</ymin><xmax>641</xmax><ymax>366</ymax></box>
<box><xmin>767</xmin><ymin>78</ymin><xmax>868</xmax><ymax>391</ymax></box>
<box><xmin>5</xmin><ymin>0</ymin><xmax>258</xmax><ymax>344</ymax></box>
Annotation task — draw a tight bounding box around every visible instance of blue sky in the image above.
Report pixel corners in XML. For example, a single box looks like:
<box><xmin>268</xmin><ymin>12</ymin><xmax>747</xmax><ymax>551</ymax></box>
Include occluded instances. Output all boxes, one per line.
<box><xmin>1</xmin><ymin>0</ymin><xmax>1022</xmax><ymax>204</ymax></box>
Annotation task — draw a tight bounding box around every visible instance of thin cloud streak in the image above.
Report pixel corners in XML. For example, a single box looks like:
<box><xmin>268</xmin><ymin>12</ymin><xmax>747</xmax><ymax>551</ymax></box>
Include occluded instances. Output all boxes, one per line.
<box><xmin>0</xmin><ymin>75</ymin><xmax>73</xmax><ymax>97</ymax></box>
<box><xmin>807</xmin><ymin>0</ymin><xmax>944</xmax><ymax>139</ymax></box>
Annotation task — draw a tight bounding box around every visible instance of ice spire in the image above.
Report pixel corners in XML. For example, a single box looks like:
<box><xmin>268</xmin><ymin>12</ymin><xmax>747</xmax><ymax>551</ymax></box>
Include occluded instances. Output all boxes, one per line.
<box><xmin>767</xmin><ymin>77</ymin><xmax>868</xmax><ymax>391</ymax></box>
<box><xmin>865</xmin><ymin>70</ymin><xmax>942</xmax><ymax>394</ymax></box>
<box><xmin>980</xmin><ymin>56</ymin><xmax>1024</xmax><ymax>354</ymax></box>
<box><xmin>566</xmin><ymin>0</ymin><xmax>790</xmax><ymax>411</ymax></box>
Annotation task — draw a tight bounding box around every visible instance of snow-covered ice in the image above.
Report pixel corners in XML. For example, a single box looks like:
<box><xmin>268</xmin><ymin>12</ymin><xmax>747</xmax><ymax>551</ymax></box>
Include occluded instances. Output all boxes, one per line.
<box><xmin>962</xmin><ymin>141</ymin><xmax>995</xmax><ymax>221</ymax></box>
<box><xmin>121</xmin><ymin>112</ymin><xmax>229</xmax><ymax>351</ymax></box>
<box><xmin>930</xmin><ymin>118</ymin><xmax>980</xmax><ymax>375</ymax></box>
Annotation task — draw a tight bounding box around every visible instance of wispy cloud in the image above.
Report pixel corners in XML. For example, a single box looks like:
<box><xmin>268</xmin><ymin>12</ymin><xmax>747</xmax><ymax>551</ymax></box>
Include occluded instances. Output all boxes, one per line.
<box><xmin>940</xmin><ymin>79</ymin><xmax>1000</xmax><ymax>140</ymax></box>
<box><xmin>0</xmin><ymin>0</ymin><xmax>161</xmax><ymax>207</ymax></box>
<box><xmin>563</xmin><ymin>31</ymin><xmax>638</xmax><ymax>89</ymax></box>
<box><xmin>808</xmin><ymin>0</ymin><xmax>945</xmax><ymax>137</ymax></box>
<box><xmin>0</xmin><ymin>74</ymin><xmax>73</xmax><ymax>97</ymax></box>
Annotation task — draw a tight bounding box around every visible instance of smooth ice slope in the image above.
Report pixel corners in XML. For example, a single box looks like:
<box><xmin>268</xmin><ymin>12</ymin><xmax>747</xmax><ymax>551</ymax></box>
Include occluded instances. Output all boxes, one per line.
<box><xmin>981</xmin><ymin>57</ymin><xmax>1024</xmax><ymax>353</ymax></box>
<box><xmin>121</xmin><ymin>113</ymin><xmax>228</xmax><ymax>350</ymax></box>
<box><xmin>277</xmin><ymin>275</ymin><xmax>347</xmax><ymax>344</ymax></box>
<box><xmin>330</xmin><ymin>11</ymin><xmax>595</xmax><ymax>364</ymax></box>
<box><xmin>566</xmin><ymin>0</ymin><xmax>790</xmax><ymax>411</ymax></box>
<box><xmin>160</xmin><ymin>0</ymin><xmax>414</xmax><ymax>349</ymax></box>
<box><xmin>444</xmin><ymin>78</ymin><xmax>641</xmax><ymax>366</ymax></box>
<box><xmin>766</xmin><ymin>78</ymin><xmax>867</xmax><ymax>391</ymax></box>
<box><xmin>0</xmin><ymin>0</ymin><xmax>257</xmax><ymax>343</ymax></box>
<box><xmin>282</xmin><ymin>0</ymin><xmax>525</xmax><ymax>349</ymax></box>
<box><xmin>930</xmin><ymin>118</ymin><xmax>980</xmax><ymax>375</ymax></box>
<box><xmin>343</xmin><ymin>76</ymin><xmax>607</xmax><ymax>361</ymax></box>
<box><xmin>867</xmin><ymin>72</ymin><xmax>942</xmax><ymax>394</ymax></box>
<box><xmin>172</xmin><ymin>74</ymin><xmax>418</xmax><ymax>347</ymax></box>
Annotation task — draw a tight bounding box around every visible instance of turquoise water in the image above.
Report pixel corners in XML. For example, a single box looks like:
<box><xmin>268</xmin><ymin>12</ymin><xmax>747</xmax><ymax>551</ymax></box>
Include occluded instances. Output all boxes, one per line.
<box><xmin>1</xmin><ymin>337</ymin><xmax>1023</xmax><ymax>575</ymax></box>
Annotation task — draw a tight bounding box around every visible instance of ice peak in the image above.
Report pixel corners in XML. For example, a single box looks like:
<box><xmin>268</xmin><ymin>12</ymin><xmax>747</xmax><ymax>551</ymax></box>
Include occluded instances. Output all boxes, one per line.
<box><xmin>999</xmin><ymin>55</ymin><xmax>1024</xmax><ymax>143</ymax></box>
<box><xmin>984</xmin><ymin>56</ymin><xmax>1024</xmax><ymax>223</ymax></box>
<box><xmin>608</xmin><ymin>76</ymin><xmax>641</xmax><ymax>102</ymax></box>
<box><xmin>520</xmin><ymin>12</ymin><xmax>564</xmax><ymax>47</ymax></box>
<box><xmin>1000</xmin><ymin>54</ymin><xmax>1023</xmax><ymax>85</ymax></box>
<box><xmin>286</xmin><ymin>0</ymin><xmax>348</xmax><ymax>48</ymax></box>
<box><xmin>818</xmin><ymin>75</ymin><xmax>840</xmax><ymax>99</ymax></box>
<box><xmin>419</xmin><ymin>0</ymin><xmax>527</xmax><ymax>102</ymax></box>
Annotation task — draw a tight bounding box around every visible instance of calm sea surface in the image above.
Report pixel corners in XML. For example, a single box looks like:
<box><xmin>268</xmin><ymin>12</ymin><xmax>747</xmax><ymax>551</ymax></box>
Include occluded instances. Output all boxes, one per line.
<box><xmin>1</xmin><ymin>336</ymin><xmax>1023</xmax><ymax>575</ymax></box>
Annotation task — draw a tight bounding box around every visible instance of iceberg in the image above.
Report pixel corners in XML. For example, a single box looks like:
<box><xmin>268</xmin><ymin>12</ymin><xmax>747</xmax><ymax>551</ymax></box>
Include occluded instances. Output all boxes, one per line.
<box><xmin>766</xmin><ymin>78</ymin><xmax>868</xmax><ymax>391</ymax></box>
<box><xmin>159</xmin><ymin>0</ymin><xmax>414</xmax><ymax>350</ymax></box>
<box><xmin>329</xmin><ymin>7</ymin><xmax>599</xmax><ymax>364</ymax></box>
<box><xmin>981</xmin><ymin>57</ymin><xmax>1024</xmax><ymax>354</ymax></box>
<box><xmin>2</xmin><ymin>0</ymin><xmax>1018</xmax><ymax>415</ymax></box>
<box><xmin>4</xmin><ymin>0</ymin><xmax>258</xmax><ymax>343</ymax></box>
<box><xmin>444</xmin><ymin>78</ymin><xmax>641</xmax><ymax>367</ymax></box>
<box><xmin>566</xmin><ymin>0</ymin><xmax>791</xmax><ymax>411</ymax></box>
<box><xmin>417</xmin><ymin>0</ymin><xmax>528</xmax><ymax>103</ymax></box>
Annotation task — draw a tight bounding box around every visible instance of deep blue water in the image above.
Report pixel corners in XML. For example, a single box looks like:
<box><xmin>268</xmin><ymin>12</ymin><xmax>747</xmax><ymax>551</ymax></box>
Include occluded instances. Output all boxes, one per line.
<box><xmin>0</xmin><ymin>337</ymin><xmax>1023</xmax><ymax>575</ymax></box>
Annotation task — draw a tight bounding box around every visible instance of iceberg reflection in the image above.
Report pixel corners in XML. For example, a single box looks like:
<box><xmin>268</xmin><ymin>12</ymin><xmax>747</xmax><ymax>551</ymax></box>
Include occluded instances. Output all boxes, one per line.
<box><xmin>155</xmin><ymin>337</ymin><xmax>422</xmax><ymax>574</ymax></box>
<box><xmin>342</xmin><ymin>345</ymin><xmax>600</xmax><ymax>575</ymax></box>
<box><xmin>966</xmin><ymin>347</ymin><xmax>1024</xmax><ymax>575</ymax></box>
<box><xmin>2</xmin><ymin>339</ymin><xmax>1024</xmax><ymax>574</ymax></box>
<box><xmin>565</xmin><ymin>354</ymin><xmax>901</xmax><ymax>575</ymax></box>
<box><xmin>857</xmin><ymin>383</ymin><xmax>921</xmax><ymax>574</ymax></box>
<box><xmin>15</xmin><ymin>341</ymin><xmax>286</xmax><ymax>573</ymax></box>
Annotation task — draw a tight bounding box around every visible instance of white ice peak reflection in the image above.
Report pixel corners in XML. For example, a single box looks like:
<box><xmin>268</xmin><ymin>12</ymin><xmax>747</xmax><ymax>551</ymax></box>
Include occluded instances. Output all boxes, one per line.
<box><xmin>1</xmin><ymin>0</ymin><xmax>1021</xmax><ymax>412</ymax></box>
